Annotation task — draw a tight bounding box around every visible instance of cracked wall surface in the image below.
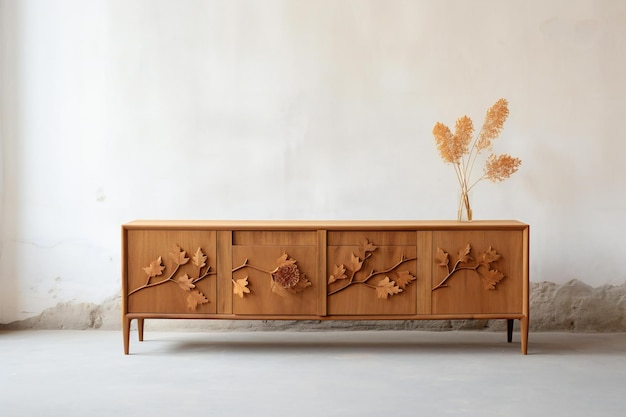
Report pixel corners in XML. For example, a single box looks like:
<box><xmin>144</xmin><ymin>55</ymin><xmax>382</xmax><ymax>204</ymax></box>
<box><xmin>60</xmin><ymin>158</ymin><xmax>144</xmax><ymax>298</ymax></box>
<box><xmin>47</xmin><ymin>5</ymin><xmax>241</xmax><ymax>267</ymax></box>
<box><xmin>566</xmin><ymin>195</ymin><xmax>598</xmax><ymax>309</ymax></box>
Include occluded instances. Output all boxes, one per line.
<box><xmin>2</xmin><ymin>280</ymin><xmax>625</xmax><ymax>332</ymax></box>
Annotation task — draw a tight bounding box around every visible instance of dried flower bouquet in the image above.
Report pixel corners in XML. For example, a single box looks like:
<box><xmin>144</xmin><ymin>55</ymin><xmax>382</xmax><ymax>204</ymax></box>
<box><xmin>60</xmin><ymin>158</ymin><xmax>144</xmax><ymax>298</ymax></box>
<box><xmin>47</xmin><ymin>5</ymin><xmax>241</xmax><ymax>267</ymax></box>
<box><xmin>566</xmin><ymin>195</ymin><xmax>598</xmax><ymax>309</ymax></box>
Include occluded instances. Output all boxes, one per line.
<box><xmin>432</xmin><ymin>98</ymin><xmax>521</xmax><ymax>221</ymax></box>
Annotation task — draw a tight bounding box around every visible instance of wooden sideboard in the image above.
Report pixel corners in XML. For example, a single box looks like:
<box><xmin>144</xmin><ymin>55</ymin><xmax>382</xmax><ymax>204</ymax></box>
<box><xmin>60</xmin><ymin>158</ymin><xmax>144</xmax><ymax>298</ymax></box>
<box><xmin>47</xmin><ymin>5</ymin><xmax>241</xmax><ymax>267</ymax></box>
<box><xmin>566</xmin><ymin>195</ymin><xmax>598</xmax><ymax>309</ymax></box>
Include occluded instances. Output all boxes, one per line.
<box><xmin>122</xmin><ymin>220</ymin><xmax>529</xmax><ymax>354</ymax></box>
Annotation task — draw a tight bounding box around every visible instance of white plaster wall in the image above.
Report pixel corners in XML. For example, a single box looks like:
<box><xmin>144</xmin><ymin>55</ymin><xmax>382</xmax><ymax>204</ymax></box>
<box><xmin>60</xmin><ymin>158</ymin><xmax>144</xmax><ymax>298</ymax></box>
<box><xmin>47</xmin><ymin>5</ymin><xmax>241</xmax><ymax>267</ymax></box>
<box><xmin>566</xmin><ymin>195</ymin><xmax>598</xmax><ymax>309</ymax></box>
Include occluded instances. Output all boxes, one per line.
<box><xmin>1</xmin><ymin>0</ymin><xmax>625</xmax><ymax>323</ymax></box>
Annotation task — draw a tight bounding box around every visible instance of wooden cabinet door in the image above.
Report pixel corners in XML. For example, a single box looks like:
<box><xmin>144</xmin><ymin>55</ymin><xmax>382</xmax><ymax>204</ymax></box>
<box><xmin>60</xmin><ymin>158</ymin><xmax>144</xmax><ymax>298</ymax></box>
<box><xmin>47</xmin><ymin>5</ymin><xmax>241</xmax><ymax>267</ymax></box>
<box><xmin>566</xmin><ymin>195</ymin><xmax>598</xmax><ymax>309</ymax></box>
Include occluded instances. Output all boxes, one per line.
<box><xmin>326</xmin><ymin>231</ymin><xmax>419</xmax><ymax>315</ymax></box>
<box><xmin>430</xmin><ymin>230</ymin><xmax>524</xmax><ymax>315</ymax></box>
<box><xmin>126</xmin><ymin>230</ymin><xmax>217</xmax><ymax>314</ymax></box>
<box><xmin>231</xmin><ymin>231</ymin><xmax>319</xmax><ymax>315</ymax></box>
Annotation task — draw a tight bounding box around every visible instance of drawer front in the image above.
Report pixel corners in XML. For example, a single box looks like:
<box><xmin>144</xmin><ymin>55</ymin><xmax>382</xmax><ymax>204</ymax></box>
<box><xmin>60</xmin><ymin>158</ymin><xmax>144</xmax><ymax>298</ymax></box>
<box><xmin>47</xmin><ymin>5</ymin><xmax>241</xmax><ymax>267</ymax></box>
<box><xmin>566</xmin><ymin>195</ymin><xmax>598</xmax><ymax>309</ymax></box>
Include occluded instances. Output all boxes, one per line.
<box><xmin>231</xmin><ymin>231</ymin><xmax>319</xmax><ymax>315</ymax></box>
<box><xmin>126</xmin><ymin>230</ymin><xmax>217</xmax><ymax>314</ymax></box>
<box><xmin>327</xmin><ymin>231</ymin><xmax>419</xmax><ymax>315</ymax></box>
<box><xmin>430</xmin><ymin>230</ymin><xmax>524</xmax><ymax>314</ymax></box>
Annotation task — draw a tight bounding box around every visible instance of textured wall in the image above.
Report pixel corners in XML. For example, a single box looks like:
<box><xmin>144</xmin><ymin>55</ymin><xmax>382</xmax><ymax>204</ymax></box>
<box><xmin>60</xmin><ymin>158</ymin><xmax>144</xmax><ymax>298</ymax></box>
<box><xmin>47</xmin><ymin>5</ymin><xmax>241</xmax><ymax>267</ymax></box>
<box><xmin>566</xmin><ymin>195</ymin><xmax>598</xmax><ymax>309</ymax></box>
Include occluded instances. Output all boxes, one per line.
<box><xmin>2</xmin><ymin>280</ymin><xmax>625</xmax><ymax>332</ymax></box>
<box><xmin>1</xmin><ymin>1</ymin><xmax>626</xmax><ymax>326</ymax></box>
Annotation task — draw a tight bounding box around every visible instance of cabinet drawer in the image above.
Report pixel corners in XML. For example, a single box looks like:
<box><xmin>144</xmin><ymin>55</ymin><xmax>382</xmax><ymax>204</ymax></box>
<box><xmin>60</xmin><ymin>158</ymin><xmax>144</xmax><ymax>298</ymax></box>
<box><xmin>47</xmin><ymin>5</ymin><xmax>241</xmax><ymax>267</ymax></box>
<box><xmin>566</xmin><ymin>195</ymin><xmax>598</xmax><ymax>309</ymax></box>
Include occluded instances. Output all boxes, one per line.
<box><xmin>233</xmin><ymin>231</ymin><xmax>317</xmax><ymax>246</ymax></box>
<box><xmin>328</xmin><ymin>231</ymin><xmax>416</xmax><ymax>246</ymax></box>
<box><xmin>232</xmin><ymin>232</ymin><xmax>319</xmax><ymax>315</ymax></box>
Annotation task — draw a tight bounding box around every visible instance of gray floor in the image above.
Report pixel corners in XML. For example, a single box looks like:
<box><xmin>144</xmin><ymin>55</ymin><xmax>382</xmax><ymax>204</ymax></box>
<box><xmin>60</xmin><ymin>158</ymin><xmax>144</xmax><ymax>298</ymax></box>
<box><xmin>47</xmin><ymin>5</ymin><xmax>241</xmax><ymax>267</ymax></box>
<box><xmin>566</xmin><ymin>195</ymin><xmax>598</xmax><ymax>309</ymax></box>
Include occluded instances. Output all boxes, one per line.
<box><xmin>1</xmin><ymin>330</ymin><xmax>625</xmax><ymax>417</ymax></box>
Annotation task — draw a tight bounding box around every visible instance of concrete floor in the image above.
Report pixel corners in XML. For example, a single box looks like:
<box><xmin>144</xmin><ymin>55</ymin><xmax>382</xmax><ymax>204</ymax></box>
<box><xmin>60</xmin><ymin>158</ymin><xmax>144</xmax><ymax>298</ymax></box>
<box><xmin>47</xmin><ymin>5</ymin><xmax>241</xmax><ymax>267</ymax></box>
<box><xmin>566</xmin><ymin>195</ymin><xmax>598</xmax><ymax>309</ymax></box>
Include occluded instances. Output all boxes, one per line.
<box><xmin>1</xmin><ymin>330</ymin><xmax>625</xmax><ymax>417</ymax></box>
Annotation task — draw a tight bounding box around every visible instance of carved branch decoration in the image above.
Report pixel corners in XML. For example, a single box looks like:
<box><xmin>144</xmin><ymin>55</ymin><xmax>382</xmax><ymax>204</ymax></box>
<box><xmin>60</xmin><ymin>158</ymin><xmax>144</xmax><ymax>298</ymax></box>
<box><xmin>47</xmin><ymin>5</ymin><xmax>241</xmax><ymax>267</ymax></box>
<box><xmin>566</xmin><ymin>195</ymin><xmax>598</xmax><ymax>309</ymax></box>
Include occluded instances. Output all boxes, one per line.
<box><xmin>232</xmin><ymin>253</ymin><xmax>311</xmax><ymax>298</ymax></box>
<box><xmin>432</xmin><ymin>244</ymin><xmax>505</xmax><ymax>291</ymax></box>
<box><xmin>327</xmin><ymin>238</ymin><xmax>417</xmax><ymax>299</ymax></box>
<box><xmin>129</xmin><ymin>245</ymin><xmax>215</xmax><ymax>310</ymax></box>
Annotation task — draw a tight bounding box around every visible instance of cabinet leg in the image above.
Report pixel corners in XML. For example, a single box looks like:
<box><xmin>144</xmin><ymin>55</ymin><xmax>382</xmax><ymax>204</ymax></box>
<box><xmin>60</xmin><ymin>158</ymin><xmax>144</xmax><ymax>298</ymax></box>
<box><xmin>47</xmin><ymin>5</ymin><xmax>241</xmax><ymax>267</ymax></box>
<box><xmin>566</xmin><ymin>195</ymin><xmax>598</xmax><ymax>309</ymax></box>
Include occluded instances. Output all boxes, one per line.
<box><xmin>520</xmin><ymin>316</ymin><xmax>529</xmax><ymax>355</ymax></box>
<box><xmin>123</xmin><ymin>317</ymin><xmax>131</xmax><ymax>355</ymax></box>
<box><xmin>138</xmin><ymin>318</ymin><xmax>145</xmax><ymax>342</ymax></box>
<box><xmin>507</xmin><ymin>319</ymin><xmax>514</xmax><ymax>343</ymax></box>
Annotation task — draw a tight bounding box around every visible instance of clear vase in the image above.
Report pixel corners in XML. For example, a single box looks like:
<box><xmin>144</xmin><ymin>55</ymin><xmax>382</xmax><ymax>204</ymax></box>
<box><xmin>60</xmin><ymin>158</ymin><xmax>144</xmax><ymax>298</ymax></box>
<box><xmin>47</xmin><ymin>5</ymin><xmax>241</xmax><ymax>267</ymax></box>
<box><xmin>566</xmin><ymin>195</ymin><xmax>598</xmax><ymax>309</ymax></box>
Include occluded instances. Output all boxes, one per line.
<box><xmin>458</xmin><ymin>190</ymin><xmax>473</xmax><ymax>222</ymax></box>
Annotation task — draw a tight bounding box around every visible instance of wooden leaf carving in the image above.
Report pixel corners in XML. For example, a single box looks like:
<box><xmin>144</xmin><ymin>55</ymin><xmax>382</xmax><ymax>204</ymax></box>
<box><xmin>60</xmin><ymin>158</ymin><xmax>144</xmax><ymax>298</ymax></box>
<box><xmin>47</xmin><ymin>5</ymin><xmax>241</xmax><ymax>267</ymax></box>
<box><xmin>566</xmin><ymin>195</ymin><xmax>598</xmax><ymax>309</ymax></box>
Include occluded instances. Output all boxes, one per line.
<box><xmin>457</xmin><ymin>244</ymin><xmax>472</xmax><ymax>264</ymax></box>
<box><xmin>290</xmin><ymin>275</ymin><xmax>312</xmax><ymax>293</ymax></box>
<box><xmin>394</xmin><ymin>270</ymin><xmax>416</xmax><ymax>289</ymax></box>
<box><xmin>232</xmin><ymin>277</ymin><xmax>250</xmax><ymax>298</ymax></box>
<box><xmin>349</xmin><ymin>253</ymin><xmax>363</xmax><ymax>272</ymax></box>
<box><xmin>376</xmin><ymin>277</ymin><xmax>402</xmax><ymax>299</ymax></box>
<box><xmin>143</xmin><ymin>256</ymin><xmax>165</xmax><ymax>278</ymax></box>
<box><xmin>328</xmin><ymin>264</ymin><xmax>347</xmax><ymax>284</ymax></box>
<box><xmin>482</xmin><ymin>269</ymin><xmax>505</xmax><ymax>290</ymax></box>
<box><xmin>192</xmin><ymin>247</ymin><xmax>207</xmax><ymax>268</ymax></box>
<box><xmin>170</xmin><ymin>245</ymin><xmax>190</xmax><ymax>266</ymax></box>
<box><xmin>436</xmin><ymin>248</ymin><xmax>449</xmax><ymax>267</ymax></box>
<box><xmin>480</xmin><ymin>246</ymin><xmax>501</xmax><ymax>266</ymax></box>
<box><xmin>358</xmin><ymin>238</ymin><xmax>377</xmax><ymax>254</ymax></box>
<box><xmin>186</xmin><ymin>290</ymin><xmax>208</xmax><ymax>309</ymax></box>
<box><xmin>270</xmin><ymin>279</ymin><xmax>289</xmax><ymax>297</ymax></box>
<box><xmin>175</xmin><ymin>273</ymin><xmax>195</xmax><ymax>291</ymax></box>
<box><xmin>276</xmin><ymin>252</ymin><xmax>296</xmax><ymax>267</ymax></box>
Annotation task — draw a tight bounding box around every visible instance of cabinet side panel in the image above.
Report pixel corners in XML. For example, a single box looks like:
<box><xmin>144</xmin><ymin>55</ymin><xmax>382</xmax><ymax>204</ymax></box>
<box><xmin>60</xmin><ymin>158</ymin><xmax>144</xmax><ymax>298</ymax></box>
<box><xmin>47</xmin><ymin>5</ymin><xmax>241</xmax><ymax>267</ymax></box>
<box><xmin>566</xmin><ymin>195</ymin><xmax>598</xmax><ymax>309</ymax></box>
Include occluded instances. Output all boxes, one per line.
<box><xmin>522</xmin><ymin>226</ymin><xmax>530</xmax><ymax>319</ymax></box>
<box><xmin>121</xmin><ymin>227</ymin><xmax>129</xmax><ymax>317</ymax></box>
<box><xmin>217</xmin><ymin>231</ymin><xmax>233</xmax><ymax>314</ymax></box>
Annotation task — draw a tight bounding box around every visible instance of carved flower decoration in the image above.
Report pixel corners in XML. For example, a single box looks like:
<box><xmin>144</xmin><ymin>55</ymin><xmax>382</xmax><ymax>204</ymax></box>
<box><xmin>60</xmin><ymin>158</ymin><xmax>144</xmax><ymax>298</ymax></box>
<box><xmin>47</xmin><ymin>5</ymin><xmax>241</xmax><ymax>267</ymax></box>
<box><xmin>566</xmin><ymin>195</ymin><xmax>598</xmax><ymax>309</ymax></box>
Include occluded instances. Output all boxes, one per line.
<box><xmin>273</xmin><ymin>263</ymin><xmax>301</xmax><ymax>289</ymax></box>
<box><xmin>232</xmin><ymin>252</ymin><xmax>311</xmax><ymax>298</ymax></box>
<box><xmin>270</xmin><ymin>253</ymin><xmax>311</xmax><ymax>296</ymax></box>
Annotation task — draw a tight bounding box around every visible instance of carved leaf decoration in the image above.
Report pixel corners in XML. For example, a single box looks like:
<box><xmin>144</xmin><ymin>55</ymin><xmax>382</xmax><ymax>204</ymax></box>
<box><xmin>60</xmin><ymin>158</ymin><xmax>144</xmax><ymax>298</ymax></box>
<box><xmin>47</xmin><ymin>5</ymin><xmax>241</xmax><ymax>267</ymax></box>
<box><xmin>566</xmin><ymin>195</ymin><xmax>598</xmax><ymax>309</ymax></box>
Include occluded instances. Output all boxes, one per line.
<box><xmin>170</xmin><ymin>245</ymin><xmax>190</xmax><ymax>266</ymax></box>
<box><xmin>457</xmin><ymin>244</ymin><xmax>472</xmax><ymax>264</ymax></box>
<box><xmin>277</xmin><ymin>252</ymin><xmax>297</xmax><ymax>267</ymax></box>
<box><xmin>436</xmin><ymin>248</ymin><xmax>449</xmax><ymax>267</ymax></box>
<box><xmin>186</xmin><ymin>290</ymin><xmax>208</xmax><ymax>309</ymax></box>
<box><xmin>350</xmin><ymin>253</ymin><xmax>363</xmax><ymax>272</ymax></box>
<box><xmin>192</xmin><ymin>247</ymin><xmax>207</xmax><ymax>268</ymax></box>
<box><xmin>376</xmin><ymin>277</ymin><xmax>402</xmax><ymax>299</ymax></box>
<box><xmin>143</xmin><ymin>256</ymin><xmax>165</xmax><ymax>278</ymax></box>
<box><xmin>482</xmin><ymin>269</ymin><xmax>505</xmax><ymax>290</ymax></box>
<box><xmin>358</xmin><ymin>238</ymin><xmax>377</xmax><ymax>254</ymax></box>
<box><xmin>289</xmin><ymin>275</ymin><xmax>312</xmax><ymax>293</ymax></box>
<box><xmin>480</xmin><ymin>246</ymin><xmax>501</xmax><ymax>266</ymax></box>
<box><xmin>329</xmin><ymin>264</ymin><xmax>347</xmax><ymax>284</ymax></box>
<box><xmin>394</xmin><ymin>270</ymin><xmax>416</xmax><ymax>289</ymax></box>
<box><xmin>232</xmin><ymin>277</ymin><xmax>250</xmax><ymax>298</ymax></box>
<box><xmin>175</xmin><ymin>274</ymin><xmax>195</xmax><ymax>291</ymax></box>
<box><xmin>270</xmin><ymin>279</ymin><xmax>289</xmax><ymax>297</ymax></box>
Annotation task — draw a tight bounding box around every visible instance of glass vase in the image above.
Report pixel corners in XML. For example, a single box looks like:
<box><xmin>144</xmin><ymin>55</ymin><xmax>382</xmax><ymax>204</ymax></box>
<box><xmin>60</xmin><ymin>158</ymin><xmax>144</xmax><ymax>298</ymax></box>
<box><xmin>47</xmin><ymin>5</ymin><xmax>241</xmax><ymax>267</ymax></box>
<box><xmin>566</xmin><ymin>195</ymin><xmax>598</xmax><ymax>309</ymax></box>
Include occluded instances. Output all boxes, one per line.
<box><xmin>458</xmin><ymin>190</ymin><xmax>473</xmax><ymax>222</ymax></box>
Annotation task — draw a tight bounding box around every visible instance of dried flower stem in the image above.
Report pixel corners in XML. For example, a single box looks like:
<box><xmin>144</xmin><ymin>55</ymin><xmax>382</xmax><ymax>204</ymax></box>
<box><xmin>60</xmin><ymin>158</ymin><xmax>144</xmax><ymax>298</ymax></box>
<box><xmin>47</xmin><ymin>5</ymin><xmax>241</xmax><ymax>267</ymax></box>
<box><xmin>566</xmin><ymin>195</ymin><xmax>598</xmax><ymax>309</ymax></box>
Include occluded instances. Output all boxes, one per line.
<box><xmin>432</xmin><ymin>98</ymin><xmax>520</xmax><ymax>221</ymax></box>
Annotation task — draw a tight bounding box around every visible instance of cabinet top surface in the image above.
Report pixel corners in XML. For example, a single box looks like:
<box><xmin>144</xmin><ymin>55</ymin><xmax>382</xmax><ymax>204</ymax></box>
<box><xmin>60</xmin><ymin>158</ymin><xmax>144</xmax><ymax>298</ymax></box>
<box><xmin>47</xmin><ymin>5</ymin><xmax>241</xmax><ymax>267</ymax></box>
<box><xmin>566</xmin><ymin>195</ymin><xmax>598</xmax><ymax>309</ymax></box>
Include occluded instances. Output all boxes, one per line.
<box><xmin>123</xmin><ymin>220</ymin><xmax>528</xmax><ymax>230</ymax></box>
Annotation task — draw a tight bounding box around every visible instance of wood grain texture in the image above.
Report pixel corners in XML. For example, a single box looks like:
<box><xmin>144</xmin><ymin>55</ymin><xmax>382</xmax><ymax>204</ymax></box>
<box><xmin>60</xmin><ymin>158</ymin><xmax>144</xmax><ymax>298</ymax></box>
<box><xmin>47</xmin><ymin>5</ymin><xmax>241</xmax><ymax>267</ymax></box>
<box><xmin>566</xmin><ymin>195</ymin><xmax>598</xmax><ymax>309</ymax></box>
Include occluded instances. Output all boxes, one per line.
<box><xmin>317</xmin><ymin>230</ymin><xmax>328</xmax><ymax>316</ymax></box>
<box><xmin>123</xmin><ymin>220</ymin><xmax>528</xmax><ymax>231</ymax></box>
<box><xmin>217</xmin><ymin>231</ymin><xmax>233</xmax><ymax>314</ymax></box>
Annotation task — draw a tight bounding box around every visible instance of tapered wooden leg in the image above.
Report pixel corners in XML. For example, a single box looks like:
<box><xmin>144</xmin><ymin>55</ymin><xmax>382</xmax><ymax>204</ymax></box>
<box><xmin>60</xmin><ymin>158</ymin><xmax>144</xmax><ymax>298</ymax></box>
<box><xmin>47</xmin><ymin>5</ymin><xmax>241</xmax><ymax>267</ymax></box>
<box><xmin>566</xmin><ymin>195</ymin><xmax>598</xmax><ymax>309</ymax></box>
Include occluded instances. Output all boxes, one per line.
<box><xmin>123</xmin><ymin>317</ymin><xmax>131</xmax><ymax>355</ymax></box>
<box><xmin>520</xmin><ymin>316</ymin><xmax>529</xmax><ymax>355</ymax></box>
<box><xmin>138</xmin><ymin>318</ymin><xmax>145</xmax><ymax>342</ymax></box>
